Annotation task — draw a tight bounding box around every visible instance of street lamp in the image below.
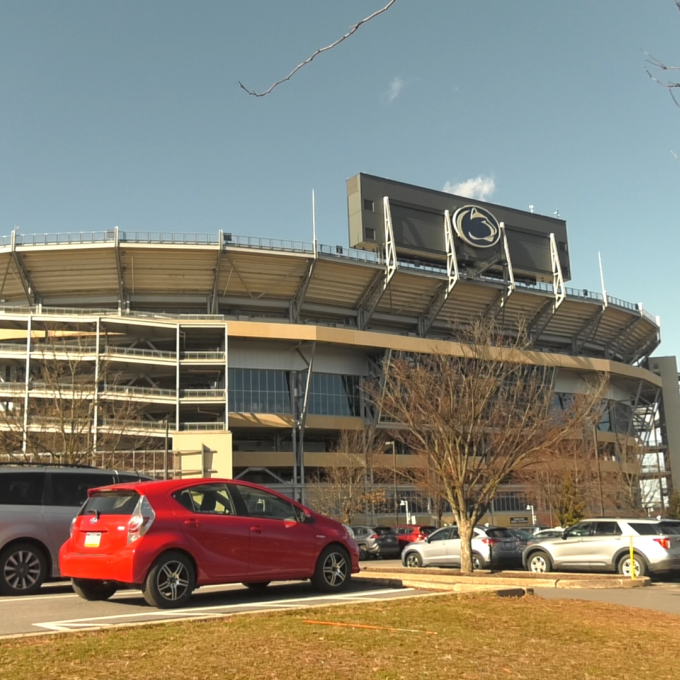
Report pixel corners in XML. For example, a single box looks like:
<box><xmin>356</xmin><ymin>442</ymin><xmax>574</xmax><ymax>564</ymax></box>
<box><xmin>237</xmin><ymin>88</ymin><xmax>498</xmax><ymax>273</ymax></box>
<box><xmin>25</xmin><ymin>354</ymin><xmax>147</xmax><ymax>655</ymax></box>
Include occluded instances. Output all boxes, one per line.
<box><xmin>526</xmin><ymin>504</ymin><xmax>537</xmax><ymax>526</ymax></box>
<box><xmin>400</xmin><ymin>499</ymin><xmax>411</xmax><ymax>525</ymax></box>
<box><xmin>386</xmin><ymin>440</ymin><xmax>397</xmax><ymax>523</ymax></box>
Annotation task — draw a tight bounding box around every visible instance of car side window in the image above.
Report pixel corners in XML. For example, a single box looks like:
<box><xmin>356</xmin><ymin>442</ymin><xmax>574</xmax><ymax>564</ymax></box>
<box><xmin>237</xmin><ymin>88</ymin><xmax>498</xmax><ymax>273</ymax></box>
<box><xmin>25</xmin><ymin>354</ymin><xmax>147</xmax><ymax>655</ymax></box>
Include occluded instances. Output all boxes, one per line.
<box><xmin>566</xmin><ymin>522</ymin><xmax>593</xmax><ymax>537</ymax></box>
<box><xmin>173</xmin><ymin>484</ymin><xmax>235</xmax><ymax>515</ymax></box>
<box><xmin>45</xmin><ymin>472</ymin><xmax>116</xmax><ymax>507</ymax></box>
<box><xmin>233</xmin><ymin>485</ymin><xmax>302</xmax><ymax>522</ymax></box>
<box><xmin>0</xmin><ymin>471</ymin><xmax>45</xmax><ymax>505</ymax></box>
<box><xmin>429</xmin><ymin>528</ymin><xmax>451</xmax><ymax>542</ymax></box>
<box><xmin>594</xmin><ymin>521</ymin><xmax>622</xmax><ymax>536</ymax></box>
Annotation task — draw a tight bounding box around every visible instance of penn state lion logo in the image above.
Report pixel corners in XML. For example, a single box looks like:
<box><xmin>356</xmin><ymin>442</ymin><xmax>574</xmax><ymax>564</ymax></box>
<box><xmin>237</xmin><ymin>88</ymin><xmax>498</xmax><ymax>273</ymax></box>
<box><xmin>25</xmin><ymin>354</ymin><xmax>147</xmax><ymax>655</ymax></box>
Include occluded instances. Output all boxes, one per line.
<box><xmin>453</xmin><ymin>205</ymin><xmax>501</xmax><ymax>248</ymax></box>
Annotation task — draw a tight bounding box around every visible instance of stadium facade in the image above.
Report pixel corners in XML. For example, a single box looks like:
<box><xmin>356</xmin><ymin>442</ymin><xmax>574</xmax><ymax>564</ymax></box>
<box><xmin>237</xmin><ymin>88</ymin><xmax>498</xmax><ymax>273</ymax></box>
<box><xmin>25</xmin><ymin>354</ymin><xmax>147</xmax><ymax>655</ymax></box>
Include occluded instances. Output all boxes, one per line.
<box><xmin>0</xmin><ymin>173</ymin><xmax>675</xmax><ymax>524</ymax></box>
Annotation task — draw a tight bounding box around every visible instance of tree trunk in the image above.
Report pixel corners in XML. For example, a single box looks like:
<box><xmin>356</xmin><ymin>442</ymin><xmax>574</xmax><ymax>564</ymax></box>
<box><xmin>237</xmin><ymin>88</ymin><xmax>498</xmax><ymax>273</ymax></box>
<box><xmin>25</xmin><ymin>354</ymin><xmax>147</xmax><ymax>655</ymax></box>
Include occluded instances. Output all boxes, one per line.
<box><xmin>457</xmin><ymin>516</ymin><xmax>475</xmax><ymax>574</ymax></box>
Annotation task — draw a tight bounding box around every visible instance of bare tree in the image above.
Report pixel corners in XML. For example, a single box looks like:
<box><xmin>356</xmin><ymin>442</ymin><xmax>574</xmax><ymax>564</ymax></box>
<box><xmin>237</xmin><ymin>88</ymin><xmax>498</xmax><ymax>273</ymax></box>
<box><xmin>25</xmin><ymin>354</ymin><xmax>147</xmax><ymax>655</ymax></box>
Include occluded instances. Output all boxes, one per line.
<box><xmin>368</xmin><ymin>320</ymin><xmax>607</xmax><ymax>573</ymax></box>
<box><xmin>239</xmin><ymin>0</ymin><xmax>399</xmax><ymax>97</ymax></box>
<box><xmin>0</xmin><ymin>325</ymin><xmax>152</xmax><ymax>466</ymax></box>
<box><xmin>306</xmin><ymin>428</ymin><xmax>386</xmax><ymax>524</ymax></box>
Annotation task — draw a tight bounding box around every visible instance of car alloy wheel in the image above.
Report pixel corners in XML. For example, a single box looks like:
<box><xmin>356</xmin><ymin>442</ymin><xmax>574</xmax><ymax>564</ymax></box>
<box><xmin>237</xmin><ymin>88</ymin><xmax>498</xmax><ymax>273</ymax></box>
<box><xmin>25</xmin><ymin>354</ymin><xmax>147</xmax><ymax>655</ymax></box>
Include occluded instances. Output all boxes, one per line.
<box><xmin>0</xmin><ymin>544</ymin><xmax>47</xmax><ymax>596</ymax></box>
<box><xmin>312</xmin><ymin>546</ymin><xmax>350</xmax><ymax>593</ymax></box>
<box><xmin>143</xmin><ymin>551</ymin><xmax>196</xmax><ymax>608</ymax></box>
<box><xmin>618</xmin><ymin>555</ymin><xmax>647</xmax><ymax>578</ymax></box>
<box><xmin>528</xmin><ymin>552</ymin><xmax>551</xmax><ymax>573</ymax></box>
<box><xmin>405</xmin><ymin>552</ymin><xmax>422</xmax><ymax>568</ymax></box>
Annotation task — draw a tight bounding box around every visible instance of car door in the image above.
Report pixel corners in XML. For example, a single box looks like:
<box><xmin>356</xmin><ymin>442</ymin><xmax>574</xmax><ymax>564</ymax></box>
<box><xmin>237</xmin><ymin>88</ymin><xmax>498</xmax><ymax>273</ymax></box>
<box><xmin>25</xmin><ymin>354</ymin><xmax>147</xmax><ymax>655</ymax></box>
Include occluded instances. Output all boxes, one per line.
<box><xmin>230</xmin><ymin>484</ymin><xmax>319</xmax><ymax>579</ymax></box>
<box><xmin>551</xmin><ymin>521</ymin><xmax>595</xmax><ymax>569</ymax></box>
<box><xmin>420</xmin><ymin>527</ymin><xmax>453</xmax><ymax>565</ymax></box>
<box><xmin>173</xmin><ymin>483</ymin><xmax>251</xmax><ymax>583</ymax></box>
<box><xmin>586</xmin><ymin>521</ymin><xmax>623</xmax><ymax>569</ymax></box>
<box><xmin>42</xmin><ymin>471</ymin><xmax>116</xmax><ymax>569</ymax></box>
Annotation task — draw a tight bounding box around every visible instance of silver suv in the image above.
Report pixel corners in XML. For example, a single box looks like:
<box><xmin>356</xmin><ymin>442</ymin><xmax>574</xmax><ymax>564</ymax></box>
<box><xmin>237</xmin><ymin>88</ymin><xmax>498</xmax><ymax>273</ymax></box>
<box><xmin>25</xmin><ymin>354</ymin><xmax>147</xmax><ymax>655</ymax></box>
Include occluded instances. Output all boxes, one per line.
<box><xmin>402</xmin><ymin>525</ymin><xmax>522</xmax><ymax>570</ymax></box>
<box><xmin>0</xmin><ymin>464</ymin><xmax>151</xmax><ymax>596</ymax></box>
<box><xmin>522</xmin><ymin>518</ymin><xmax>680</xmax><ymax>577</ymax></box>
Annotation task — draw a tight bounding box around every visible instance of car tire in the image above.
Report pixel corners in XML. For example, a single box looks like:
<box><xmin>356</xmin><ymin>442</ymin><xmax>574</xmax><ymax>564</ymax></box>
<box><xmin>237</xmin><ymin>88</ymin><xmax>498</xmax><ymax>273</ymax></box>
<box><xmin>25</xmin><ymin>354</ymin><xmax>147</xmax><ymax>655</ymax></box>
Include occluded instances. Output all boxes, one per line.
<box><xmin>242</xmin><ymin>581</ymin><xmax>271</xmax><ymax>590</ymax></box>
<box><xmin>142</xmin><ymin>551</ymin><xmax>196</xmax><ymax>609</ymax></box>
<box><xmin>311</xmin><ymin>545</ymin><xmax>351</xmax><ymax>593</ymax></box>
<box><xmin>358</xmin><ymin>545</ymin><xmax>369</xmax><ymax>561</ymax></box>
<box><xmin>0</xmin><ymin>543</ymin><xmax>48</xmax><ymax>596</ymax></box>
<box><xmin>404</xmin><ymin>552</ymin><xmax>422</xmax><ymax>568</ymax></box>
<box><xmin>527</xmin><ymin>551</ymin><xmax>553</xmax><ymax>574</ymax></box>
<box><xmin>471</xmin><ymin>553</ymin><xmax>485</xmax><ymax>570</ymax></box>
<box><xmin>72</xmin><ymin>578</ymin><xmax>118</xmax><ymax>601</ymax></box>
<box><xmin>617</xmin><ymin>553</ymin><xmax>648</xmax><ymax>578</ymax></box>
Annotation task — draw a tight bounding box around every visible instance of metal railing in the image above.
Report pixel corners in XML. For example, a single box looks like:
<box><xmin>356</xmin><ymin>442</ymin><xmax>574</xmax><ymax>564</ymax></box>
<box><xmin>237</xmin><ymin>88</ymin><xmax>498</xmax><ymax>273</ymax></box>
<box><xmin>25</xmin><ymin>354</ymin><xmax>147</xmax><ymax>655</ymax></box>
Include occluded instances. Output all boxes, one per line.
<box><xmin>181</xmin><ymin>351</ymin><xmax>226</xmax><ymax>361</ymax></box>
<box><xmin>181</xmin><ymin>389</ymin><xmax>225</xmax><ymax>399</ymax></box>
<box><xmin>181</xmin><ymin>422</ymin><xmax>226</xmax><ymax>431</ymax></box>
<box><xmin>105</xmin><ymin>346</ymin><xmax>176</xmax><ymax>360</ymax></box>
<box><xmin>101</xmin><ymin>384</ymin><xmax>176</xmax><ymax>398</ymax></box>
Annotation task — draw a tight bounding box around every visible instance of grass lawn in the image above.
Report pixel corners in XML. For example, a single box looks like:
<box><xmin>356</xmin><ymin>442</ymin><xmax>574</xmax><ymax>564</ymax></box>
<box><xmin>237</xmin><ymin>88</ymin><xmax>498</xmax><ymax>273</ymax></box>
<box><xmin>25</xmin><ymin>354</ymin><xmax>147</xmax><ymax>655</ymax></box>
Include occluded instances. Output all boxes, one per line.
<box><xmin>2</xmin><ymin>592</ymin><xmax>680</xmax><ymax>680</ymax></box>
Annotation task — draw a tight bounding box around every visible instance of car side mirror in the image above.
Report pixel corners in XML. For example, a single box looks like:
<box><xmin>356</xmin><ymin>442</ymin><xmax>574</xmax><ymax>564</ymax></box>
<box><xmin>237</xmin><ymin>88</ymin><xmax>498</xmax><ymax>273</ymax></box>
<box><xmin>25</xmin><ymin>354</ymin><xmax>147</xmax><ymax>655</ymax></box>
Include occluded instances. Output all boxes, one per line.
<box><xmin>425</xmin><ymin>536</ymin><xmax>431</xmax><ymax>543</ymax></box>
<box><xmin>561</xmin><ymin>532</ymin><xmax>568</xmax><ymax>540</ymax></box>
<box><xmin>303</xmin><ymin>513</ymin><xmax>315</xmax><ymax>525</ymax></box>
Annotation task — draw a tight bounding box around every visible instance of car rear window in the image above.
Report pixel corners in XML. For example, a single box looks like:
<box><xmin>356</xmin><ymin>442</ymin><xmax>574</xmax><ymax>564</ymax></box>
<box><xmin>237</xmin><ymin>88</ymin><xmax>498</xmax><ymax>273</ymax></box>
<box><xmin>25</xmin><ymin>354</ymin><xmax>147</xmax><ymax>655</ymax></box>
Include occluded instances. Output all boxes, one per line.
<box><xmin>373</xmin><ymin>527</ymin><xmax>396</xmax><ymax>536</ymax></box>
<box><xmin>659</xmin><ymin>522</ymin><xmax>680</xmax><ymax>535</ymax></box>
<box><xmin>629</xmin><ymin>523</ymin><xmax>662</xmax><ymax>536</ymax></box>
<box><xmin>420</xmin><ymin>526</ymin><xmax>436</xmax><ymax>535</ymax></box>
<box><xmin>486</xmin><ymin>528</ymin><xmax>514</xmax><ymax>538</ymax></box>
<box><xmin>81</xmin><ymin>490</ymin><xmax>140</xmax><ymax>516</ymax></box>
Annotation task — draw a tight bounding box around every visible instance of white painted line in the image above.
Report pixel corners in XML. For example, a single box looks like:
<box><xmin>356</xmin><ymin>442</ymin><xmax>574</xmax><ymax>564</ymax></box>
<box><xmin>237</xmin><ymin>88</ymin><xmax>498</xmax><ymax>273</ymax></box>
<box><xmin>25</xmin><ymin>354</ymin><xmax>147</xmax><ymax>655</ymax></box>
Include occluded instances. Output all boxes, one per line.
<box><xmin>33</xmin><ymin>588</ymin><xmax>409</xmax><ymax>631</ymax></box>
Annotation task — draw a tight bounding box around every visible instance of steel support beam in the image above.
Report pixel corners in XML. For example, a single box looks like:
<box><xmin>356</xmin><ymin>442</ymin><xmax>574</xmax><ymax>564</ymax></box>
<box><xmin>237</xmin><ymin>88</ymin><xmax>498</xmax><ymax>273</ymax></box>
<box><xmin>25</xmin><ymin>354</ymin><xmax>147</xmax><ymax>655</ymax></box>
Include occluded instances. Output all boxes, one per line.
<box><xmin>113</xmin><ymin>227</ymin><xmax>127</xmax><ymax>312</ymax></box>
<box><xmin>606</xmin><ymin>316</ymin><xmax>644</xmax><ymax>359</ymax></box>
<box><xmin>571</xmin><ymin>308</ymin><xmax>605</xmax><ymax>354</ymax></box>
<box><xmin>210</xmin><ymin>231</ymin><xmax>224</xmax><ymax>314</ymax></box>
<box><xmin>11</xmin><ymin>229</ymin><xmax>37</xmax><ymax>307</ymax></box>
<box><xmin>356</xmin><ymin>197</ymin><xmax>397</xmax><ymax>330</ymax></box>
<box><xmin>289</xmin><ymin>259</ymin><xmax>316</xmax><ymax>323</ymax></box>
<box><xmin>418</xmin><ymin>210</ymin><xmax>459</xmax><ymax>337</ymax></box>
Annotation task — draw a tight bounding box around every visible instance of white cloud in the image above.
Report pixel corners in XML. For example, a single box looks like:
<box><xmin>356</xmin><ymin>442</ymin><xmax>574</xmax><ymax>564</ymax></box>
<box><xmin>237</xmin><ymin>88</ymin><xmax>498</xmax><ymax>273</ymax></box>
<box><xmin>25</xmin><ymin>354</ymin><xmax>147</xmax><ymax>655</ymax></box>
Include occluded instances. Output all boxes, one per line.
<box><xmin>443</xmin><ymin>175</ymin><xmax>496</xmax><ymax>201</ymax></box>
<box><xmin>386</xmin><ymin>76</ymin><xmax>404</xmax><ymax>102</ymax></box>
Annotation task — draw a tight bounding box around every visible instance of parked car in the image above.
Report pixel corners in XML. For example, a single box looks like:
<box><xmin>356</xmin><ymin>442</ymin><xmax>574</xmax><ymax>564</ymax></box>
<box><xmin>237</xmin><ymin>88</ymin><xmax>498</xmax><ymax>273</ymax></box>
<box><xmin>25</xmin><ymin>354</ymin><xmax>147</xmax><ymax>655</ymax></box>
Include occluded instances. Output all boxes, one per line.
<box><xmin>351</xmin><ymin>525</ymin><xmax>400</xmax><ymax>560</ymax></box>
<box><xmin>402</xmin><ymin>525</ymin><xmax>522</xmax><ymax>570</ymax></box>
<box><xmin>393</xmin><ymin>524</ymin><xmax>437</xmax><ymax>553</ymax></box>
<box><xmin>60</xmin><ymin>478</ymin><xmax>360</xmax><ymax>608</ymax></box>
<box><xmin>0</xmin><ymin>463</ymin><xmax>151</xmax><ymax>596</ymax></box>
<box><xmin>522</xmin><ymin>518</ymin><xmax>680</xmax><ymax>577</ymax></box>
<box><xmin>506</xmin><ymin>528</ymin><xmax>535</xmax><ymax>550</ymax></box>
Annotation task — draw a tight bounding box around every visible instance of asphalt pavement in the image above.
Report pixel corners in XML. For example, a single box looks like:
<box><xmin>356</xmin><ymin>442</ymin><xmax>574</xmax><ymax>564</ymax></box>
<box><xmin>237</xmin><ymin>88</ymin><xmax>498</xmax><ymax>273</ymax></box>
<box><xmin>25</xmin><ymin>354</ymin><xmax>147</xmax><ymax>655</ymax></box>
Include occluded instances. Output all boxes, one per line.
<box><xmin>0</xmin><ymin>576</ymin><xmax>427</xmax><ymax>638</ymax></box>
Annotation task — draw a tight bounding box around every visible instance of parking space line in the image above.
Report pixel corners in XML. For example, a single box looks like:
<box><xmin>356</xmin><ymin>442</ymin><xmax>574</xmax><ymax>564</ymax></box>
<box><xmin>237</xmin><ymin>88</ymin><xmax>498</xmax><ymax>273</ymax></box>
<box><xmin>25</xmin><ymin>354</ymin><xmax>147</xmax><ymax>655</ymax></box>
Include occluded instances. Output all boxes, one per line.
<box><xmin>33</xmin><ymin>588</ymin><xmax>410</xmax><ymax>632</ymax></box>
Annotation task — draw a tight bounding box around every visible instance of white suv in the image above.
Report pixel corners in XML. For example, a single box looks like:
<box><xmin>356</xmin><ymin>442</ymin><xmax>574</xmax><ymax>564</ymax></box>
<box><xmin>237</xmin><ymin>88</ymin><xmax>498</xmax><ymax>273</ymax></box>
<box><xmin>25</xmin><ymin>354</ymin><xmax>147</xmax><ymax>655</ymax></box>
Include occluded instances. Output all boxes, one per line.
<box><xmin>522</xmin><ymin>518</ymin><xmax>680</xmax><ymax>577</ymax></box>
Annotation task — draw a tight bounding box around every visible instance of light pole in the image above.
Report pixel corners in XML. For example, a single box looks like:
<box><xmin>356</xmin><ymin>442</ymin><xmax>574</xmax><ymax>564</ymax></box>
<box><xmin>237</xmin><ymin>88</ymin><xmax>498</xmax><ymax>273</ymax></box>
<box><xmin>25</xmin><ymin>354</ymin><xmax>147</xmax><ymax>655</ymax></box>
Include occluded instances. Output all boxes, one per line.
<box><xmin>386</xmin><ymin>440</ymin><xmax>397</xmax><ymax>523</ymax></box>
<box><xmin>526</xmin><ymin>504</ymin><xmax>537</xmax><ymax>526</ymax></box>
<box><xmin>400</xmin><ymin>499</ymin><xmax>411</xmax><ymax>525</ymax></box>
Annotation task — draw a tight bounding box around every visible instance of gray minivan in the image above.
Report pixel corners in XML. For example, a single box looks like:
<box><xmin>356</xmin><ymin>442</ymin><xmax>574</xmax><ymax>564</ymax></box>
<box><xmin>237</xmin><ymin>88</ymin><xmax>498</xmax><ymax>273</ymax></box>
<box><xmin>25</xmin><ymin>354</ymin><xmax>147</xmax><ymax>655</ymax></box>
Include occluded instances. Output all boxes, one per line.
<box><xmin>0</xmin><ymin>464</ymin><xmax>151</xmax><ymax>596</ymax></box>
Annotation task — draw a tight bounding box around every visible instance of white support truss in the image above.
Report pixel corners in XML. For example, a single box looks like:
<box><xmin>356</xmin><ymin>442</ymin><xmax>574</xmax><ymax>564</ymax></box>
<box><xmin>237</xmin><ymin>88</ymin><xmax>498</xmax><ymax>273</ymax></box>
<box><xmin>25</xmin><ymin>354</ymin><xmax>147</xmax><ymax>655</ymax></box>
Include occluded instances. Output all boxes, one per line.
<box><xmin>550</xmin><ymin>233</ymin><xmax>566</xmax><ymax>309</ymax></box>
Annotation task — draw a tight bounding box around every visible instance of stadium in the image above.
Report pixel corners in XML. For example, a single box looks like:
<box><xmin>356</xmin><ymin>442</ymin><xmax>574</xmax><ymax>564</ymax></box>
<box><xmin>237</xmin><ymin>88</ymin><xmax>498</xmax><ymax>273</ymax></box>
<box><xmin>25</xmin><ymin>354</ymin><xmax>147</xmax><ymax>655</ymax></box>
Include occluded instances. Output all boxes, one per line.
<box><xmin>0</xmin><ymin>173</ymin><xmax>674</xmax><ymax>525</ymax></box>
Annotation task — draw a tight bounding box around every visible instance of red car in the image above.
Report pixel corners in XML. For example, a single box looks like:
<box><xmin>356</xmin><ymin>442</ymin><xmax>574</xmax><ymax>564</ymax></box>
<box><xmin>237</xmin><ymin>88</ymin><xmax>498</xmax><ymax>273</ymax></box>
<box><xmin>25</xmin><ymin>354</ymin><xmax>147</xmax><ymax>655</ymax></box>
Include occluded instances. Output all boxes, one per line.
<box><xmin>394</xmin><ymin>524</ymin><xmax>437</xmax><ymax>552</ymax></box>
<box><xmin>59</xmin><ymin>478</ymin><xmax>360</xmax><ymax>609</ymax></box>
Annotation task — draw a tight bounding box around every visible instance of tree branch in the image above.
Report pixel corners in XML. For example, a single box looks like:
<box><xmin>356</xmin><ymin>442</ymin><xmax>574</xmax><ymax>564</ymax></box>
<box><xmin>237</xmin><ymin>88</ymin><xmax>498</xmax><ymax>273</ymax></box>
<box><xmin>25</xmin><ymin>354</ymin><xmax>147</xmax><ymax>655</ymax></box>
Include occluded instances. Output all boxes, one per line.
<box><xmin>238</xmin><ymin>0</ymin><xmax>399</xmax><ymax>97</ymax></box>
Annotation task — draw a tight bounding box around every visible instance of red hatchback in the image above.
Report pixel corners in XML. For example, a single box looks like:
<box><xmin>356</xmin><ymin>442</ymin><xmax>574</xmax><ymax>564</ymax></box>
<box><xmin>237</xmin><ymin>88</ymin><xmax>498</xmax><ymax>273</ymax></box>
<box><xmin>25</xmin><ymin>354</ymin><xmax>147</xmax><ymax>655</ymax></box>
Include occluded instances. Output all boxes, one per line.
<box><xmin>394</xmin><ymin>525</ymin><xmax>437</xmax><ymax>552</ymax></box>
<box><xmin>59</xmin><ymin>478</ymin><xmax>360</xmax><ymax>608</ymax></box>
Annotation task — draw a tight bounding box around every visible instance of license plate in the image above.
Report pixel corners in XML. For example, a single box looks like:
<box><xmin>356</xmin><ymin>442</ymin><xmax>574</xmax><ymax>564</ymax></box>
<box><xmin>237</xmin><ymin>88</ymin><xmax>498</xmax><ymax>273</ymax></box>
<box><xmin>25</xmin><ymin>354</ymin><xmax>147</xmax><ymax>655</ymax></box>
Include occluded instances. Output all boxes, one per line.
<box><xmin>84</xmin><ymin>532</ymin><xmax>101</xmax><ymax>548</ymax></box>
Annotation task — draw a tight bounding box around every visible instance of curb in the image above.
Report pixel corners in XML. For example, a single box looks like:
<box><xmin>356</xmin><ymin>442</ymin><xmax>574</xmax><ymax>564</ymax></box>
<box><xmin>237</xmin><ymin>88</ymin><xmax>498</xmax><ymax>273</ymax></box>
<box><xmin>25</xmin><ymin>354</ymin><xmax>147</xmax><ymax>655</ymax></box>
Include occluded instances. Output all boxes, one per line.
<box><xmin>355</xmin><ymin>568</ymin><xmax>650</xmax><ymax>590</ymax></box>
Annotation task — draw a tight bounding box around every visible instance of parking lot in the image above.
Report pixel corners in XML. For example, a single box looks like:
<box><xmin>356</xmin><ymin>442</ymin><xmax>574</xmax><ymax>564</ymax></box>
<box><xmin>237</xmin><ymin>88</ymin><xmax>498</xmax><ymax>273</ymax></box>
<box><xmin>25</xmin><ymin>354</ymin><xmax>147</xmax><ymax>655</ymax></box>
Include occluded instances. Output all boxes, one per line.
<box><xmin>0</xmin><ymin>576</ymin><xmax>428</xmax><ymax>638</ymax></box>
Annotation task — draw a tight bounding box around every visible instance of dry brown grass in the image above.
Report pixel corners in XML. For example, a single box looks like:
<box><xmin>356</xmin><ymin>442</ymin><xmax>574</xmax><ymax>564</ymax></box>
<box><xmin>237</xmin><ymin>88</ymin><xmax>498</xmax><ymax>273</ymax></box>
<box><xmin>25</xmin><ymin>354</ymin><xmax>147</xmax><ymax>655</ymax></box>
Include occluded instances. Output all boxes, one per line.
<box><xmin>2</xmin><ymin>592</ymin><xmax>680</xmax><ymax>680</ymax></box>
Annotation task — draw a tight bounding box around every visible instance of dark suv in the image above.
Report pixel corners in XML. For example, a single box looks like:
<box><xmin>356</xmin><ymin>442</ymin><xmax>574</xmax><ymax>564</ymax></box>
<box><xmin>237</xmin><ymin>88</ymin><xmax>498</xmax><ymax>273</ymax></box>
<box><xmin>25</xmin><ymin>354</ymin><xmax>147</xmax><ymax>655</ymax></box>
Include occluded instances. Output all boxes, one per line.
<box><xmin>0</xmin><ymin>464</ymin><xmax>152</xmax><ymax>596</ymax></box>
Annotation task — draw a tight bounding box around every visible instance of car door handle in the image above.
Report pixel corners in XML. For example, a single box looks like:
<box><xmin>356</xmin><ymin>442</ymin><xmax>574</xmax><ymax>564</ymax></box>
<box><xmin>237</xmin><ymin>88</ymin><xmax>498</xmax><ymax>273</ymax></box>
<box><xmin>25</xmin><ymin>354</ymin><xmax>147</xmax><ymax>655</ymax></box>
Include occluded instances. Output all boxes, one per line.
<box><xmin>250</xmin><ymin>526</ymin><xmax>262</xmax><ymax>534</ymax></box>
<box><xmin>184</xmin><ymin>519</ymin><xmax>199</xmax><ymax>527</ymax></box>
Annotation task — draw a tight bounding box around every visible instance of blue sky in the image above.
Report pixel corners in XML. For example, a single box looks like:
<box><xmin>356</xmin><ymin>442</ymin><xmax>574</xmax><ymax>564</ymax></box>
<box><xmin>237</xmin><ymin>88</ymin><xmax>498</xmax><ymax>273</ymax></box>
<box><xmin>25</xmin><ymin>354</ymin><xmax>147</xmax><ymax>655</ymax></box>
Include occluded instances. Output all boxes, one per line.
<box><xmin>1</xmin><ymin>1</ymin><xmax>679</xmax><ymax>357</ymax></box>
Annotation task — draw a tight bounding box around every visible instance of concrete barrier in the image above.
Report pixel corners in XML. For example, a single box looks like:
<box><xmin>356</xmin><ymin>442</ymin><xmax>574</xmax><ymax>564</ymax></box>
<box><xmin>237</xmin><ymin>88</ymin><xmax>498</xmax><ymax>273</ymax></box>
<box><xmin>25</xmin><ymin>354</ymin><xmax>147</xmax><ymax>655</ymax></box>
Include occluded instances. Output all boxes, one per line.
<box><xmin>355</xmin><ymin>566</ymin><xmax>650</xmax><ymax>591</ymax></box>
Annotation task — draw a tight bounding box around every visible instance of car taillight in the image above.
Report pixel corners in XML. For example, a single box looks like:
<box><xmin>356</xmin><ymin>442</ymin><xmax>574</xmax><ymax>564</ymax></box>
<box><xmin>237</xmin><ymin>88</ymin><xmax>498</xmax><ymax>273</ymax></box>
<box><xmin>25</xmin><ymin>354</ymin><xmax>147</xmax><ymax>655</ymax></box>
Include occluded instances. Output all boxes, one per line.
<box><xmin>371</xmin><ymin>534</ymin><xmax>379</xmax><ymax>540</ymax></box>
<box><xmin>654</xmin><ymin>537</ymin><xmax>671</xmax><ymax>550</ymax></box>
<box><xmin>69</xmin><ymin>517</ymin><xmax>76</xmax><ymax>538</ymax></box>
<box><xmin>127</xmin><ymin>496</ymin><xmax>155</xmax><ymax>544</ymax></box>
<box><xmin>481</xmin><ymin>538</ymin><xmax>500</xmax><ymax>546</ymax></box>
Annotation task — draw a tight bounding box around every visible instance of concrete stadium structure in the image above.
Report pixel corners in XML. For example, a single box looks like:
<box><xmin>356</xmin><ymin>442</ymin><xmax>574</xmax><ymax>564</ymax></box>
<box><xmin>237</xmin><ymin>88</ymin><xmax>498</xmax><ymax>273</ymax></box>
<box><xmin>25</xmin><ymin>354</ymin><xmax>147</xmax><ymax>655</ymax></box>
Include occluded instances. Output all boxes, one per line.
<box><xmin>0</xmin><ymin>174</ymin><xmax>675</xmax><ymax>523</ymax></box>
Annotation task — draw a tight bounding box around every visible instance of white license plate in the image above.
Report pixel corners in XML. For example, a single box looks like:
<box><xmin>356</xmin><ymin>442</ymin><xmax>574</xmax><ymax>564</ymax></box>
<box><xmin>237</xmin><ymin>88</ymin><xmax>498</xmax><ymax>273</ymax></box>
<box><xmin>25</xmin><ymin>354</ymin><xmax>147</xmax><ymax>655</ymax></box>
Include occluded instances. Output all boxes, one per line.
<box><xmin>84</xmin><ymin>532</ymin><xmax>101</xmax><ymax>548</ymax></box>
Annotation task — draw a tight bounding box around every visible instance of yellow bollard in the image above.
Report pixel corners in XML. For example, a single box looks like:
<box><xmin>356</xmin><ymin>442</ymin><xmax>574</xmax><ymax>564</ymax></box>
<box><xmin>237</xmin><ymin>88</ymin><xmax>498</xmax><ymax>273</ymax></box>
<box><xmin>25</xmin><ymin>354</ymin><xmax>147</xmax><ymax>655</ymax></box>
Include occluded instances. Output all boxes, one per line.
<box><xmin>629</xmin><ymin>535</ymin><xmax>635</xmax><ymax>580</ymax></box>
